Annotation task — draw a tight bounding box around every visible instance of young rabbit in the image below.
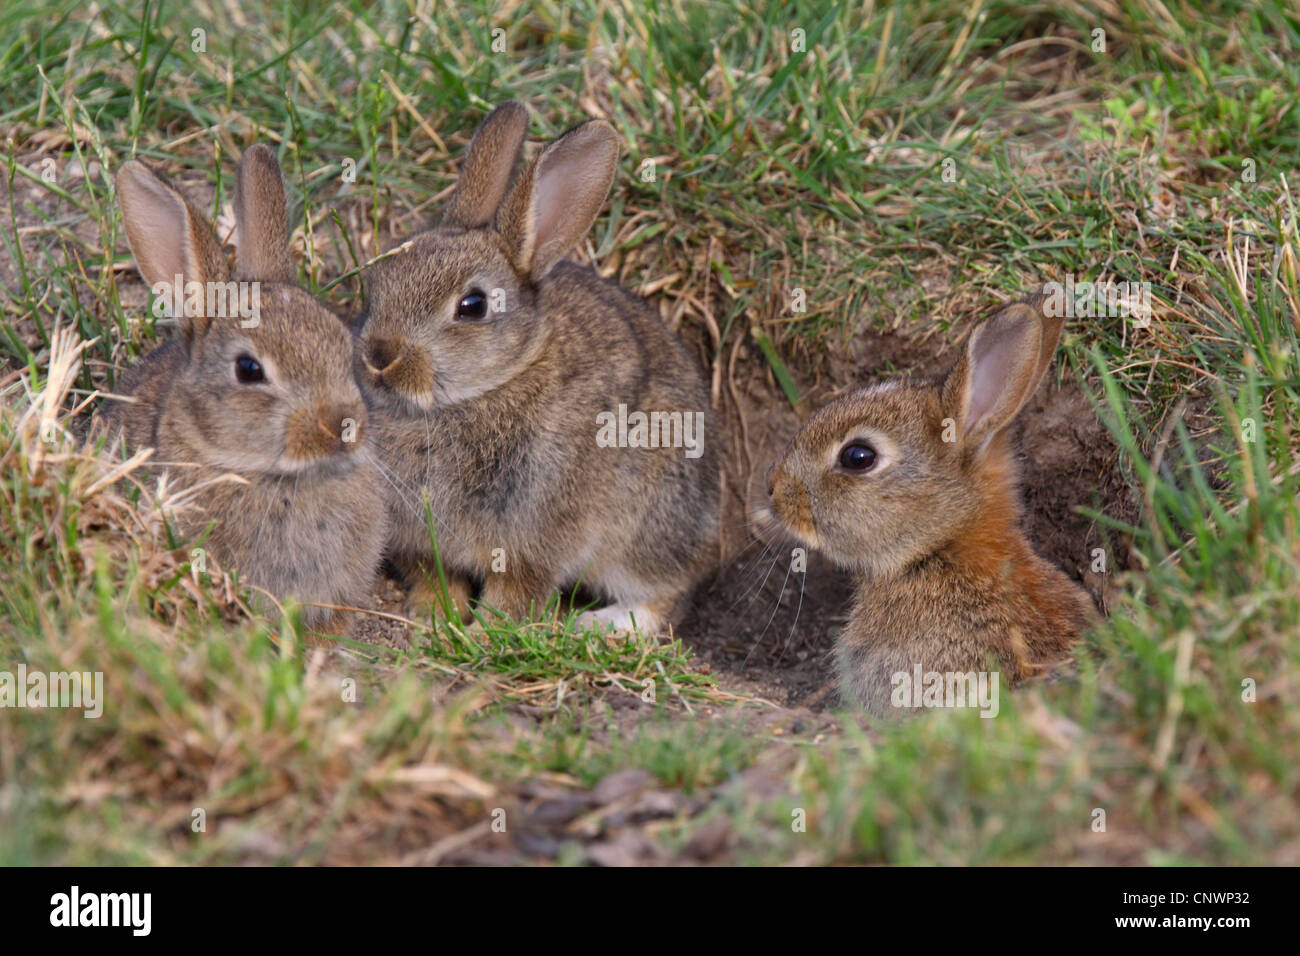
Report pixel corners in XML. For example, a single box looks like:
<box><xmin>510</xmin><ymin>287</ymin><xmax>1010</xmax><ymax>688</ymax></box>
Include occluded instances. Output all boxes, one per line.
<box><xmin>765</xmin><ymin>297</ymin><xmax>1095</xmax><ymax>716</ymax></box>
<box><xmin>358</xmin><ymin>101</ymin><xmax>719</xmax><ymax>634</ymax></box>
<box><xmin>102</xmin><ymin>144</ymin><xmax>389</xmax><ymax>636</ymax></box>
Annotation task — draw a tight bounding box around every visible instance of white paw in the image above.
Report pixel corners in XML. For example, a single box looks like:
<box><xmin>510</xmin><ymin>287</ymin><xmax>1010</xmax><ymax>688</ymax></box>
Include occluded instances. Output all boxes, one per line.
<box><xmin>575</xmin><ymin>605</ymin><xmax>661</xmax><ymax>637</ymax></box>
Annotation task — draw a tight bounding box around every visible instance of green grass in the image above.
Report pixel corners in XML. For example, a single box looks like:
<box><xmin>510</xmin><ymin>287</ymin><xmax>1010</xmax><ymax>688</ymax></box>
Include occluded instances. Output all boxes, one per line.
<box><xmin>519</xmin><ymin>709</ymin><xmax>760</xmax><ymax>793</ymax></box>
<box><xmin>2</xmin><ymin>0</ymin><xmax>1299</xmax><ymax>864</ymax></box>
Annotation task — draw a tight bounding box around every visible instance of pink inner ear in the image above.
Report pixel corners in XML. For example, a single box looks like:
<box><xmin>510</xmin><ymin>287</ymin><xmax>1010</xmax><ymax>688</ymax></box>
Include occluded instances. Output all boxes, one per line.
<box><xmin>145</xmin><ymin>206</ymin><xmax>189</xmax><ymax>278</ymax></box>
<box><xmin>966</xmin><ymin>340</ymin><xmax>1018</xmax><ymax>431</ymax></box>
<box><xmin>524</xmin><ymin>125</ymin><xmax>617</xmax><ymax>277</ymax></box>
<box><xmin>121</xmin><ymin>172</ymin><xmax>193</xmax><ymax>289</ymax></box>
<box><xmin>532</xmin><ymin>147</ymin><xmax>603</xmax><ymax>251</ymax></box>
<box><xmin>531</xmin><ymin>160</ymin><xmax>569</xmax><ymax>248</ymax></box>
<box><xmin>964</xmin><ymin>318</ymin><xmax>1040</xmax><ymax>438</ymax></box>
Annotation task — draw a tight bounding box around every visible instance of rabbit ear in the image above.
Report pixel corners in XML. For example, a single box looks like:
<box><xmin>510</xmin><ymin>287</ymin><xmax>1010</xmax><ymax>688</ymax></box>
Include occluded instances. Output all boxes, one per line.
<box><xmin>234</xmin><ymin>143</ymin><xmax>296</xmax><ymax>284</ymax></box>
<box><xmin>495</xmin><ymin>119</ymin><xmax>620</xmax><ymax>282</ymax></box>
<box><xmin>116</xmin><ymin>160</ymin><xmax>229</xmax><ymax>343</ymax></box>
<box><xmin>943</xmin><ymin>302</ymin><xmax>1064</xmax><ymax>452</ymax></box>
<box><xmin>440</xmin><ymin>101</ymin><xmax>530</xmax><ymax>230</ymax></box>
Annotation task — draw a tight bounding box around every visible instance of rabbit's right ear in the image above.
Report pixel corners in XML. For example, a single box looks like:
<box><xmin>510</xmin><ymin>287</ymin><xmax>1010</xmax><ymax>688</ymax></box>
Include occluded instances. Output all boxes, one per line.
<box><xmin>942</xmin><ymin>301</ymin><xmax>1064</xmax><ymax>454</ymax></box>
<box><xmin>116</xmin><ymin>160</ymin><xmax>229</xmax><ymax>343</ymax></box>
<box><xmin>440</xmin><ymin>100</ymin><xmax>530</xmax><ymax>230</ymax></box>
<box><xmin>234</xmin><ymin>143</ymin><xmax>296</xmax><ymax>284</ymax></box>
<box><xmin>495</xmin><ymin>118</ymin><xmax>620</xmax><ymax>282</ymax></box>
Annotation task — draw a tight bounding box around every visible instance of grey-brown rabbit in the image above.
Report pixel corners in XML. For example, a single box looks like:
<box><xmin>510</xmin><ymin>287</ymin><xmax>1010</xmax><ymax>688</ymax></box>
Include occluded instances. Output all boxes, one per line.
<box><xmin>766</xmin><ymin>297</ymin><xmax>1095</xmax><ymax>716</ymax></box>
<box><xmin>358</xmin><ymin>102</ymin><xmax>719</xmax><ymax>634</ymax></box>
<box><xmin>101</xmin><ymin>145</ymin><xmax>389</xmax><ymax>636</ymax></box>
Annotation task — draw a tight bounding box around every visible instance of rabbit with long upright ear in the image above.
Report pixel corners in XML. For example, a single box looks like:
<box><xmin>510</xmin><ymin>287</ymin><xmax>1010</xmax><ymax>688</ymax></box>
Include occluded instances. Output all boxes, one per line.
<box><xmin>765</xmin><ymin>296</ymin><xmax>1096</xmax><ymax>716</ymax></box>
<box><xmin>101</xmin><ymin>145</ymin><xmax>389</xmax><ymax>637</ymax></box>
<box><xmin>358</xmin><ymin>102</ymin><xmax>719</xmax><ymax>634</ymax></box>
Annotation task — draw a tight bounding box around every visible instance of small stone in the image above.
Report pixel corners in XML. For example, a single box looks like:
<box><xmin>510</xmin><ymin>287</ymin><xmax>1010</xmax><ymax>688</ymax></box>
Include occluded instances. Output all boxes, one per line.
<box><xmin>592</xmin><ymin>768</ymin><xmax>653</xmax><ymax>804</ymax></box>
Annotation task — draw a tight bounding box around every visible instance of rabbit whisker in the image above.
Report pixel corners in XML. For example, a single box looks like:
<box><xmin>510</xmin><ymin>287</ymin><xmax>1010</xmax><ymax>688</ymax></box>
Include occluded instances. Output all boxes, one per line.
<box><xmin>361</xmin><ymin>449</ymin><xmax>472</xmax><ymax>554</ymax></box>
<box><xmin>423</xmin><ymin>410</ymin><xmax>432</xmax><ymax>489</ymax></box>
<box><xmin>726</xmin><ymin>538</ymin><xmax>780</xmax><ymax>614</ymax></box>
<box><xmin>722</xmin><ymin>531</ymin><xmax>769</xmax><ymax>568</ymax></box>
<box><xmin>745</xmin><ymin>556</ymin><xmax>794</xmax><ymax>667</ymax></box>
<box><xmin>359</xmin><ymin>449</ymin><xmax>422</xmax><ymax>518</ymax></box>
<box><xmin>775</xmin><ymin>567</ymin><xmax>806</xmax><ymax>667</ymax></box>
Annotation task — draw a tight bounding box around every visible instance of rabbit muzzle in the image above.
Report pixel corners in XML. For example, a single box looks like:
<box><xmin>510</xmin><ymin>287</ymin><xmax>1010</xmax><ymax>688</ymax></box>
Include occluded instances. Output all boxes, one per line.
<box><xmin>361</xmin><ymin>336</ymin><xmax>434</xmax><ymax>411</ymax></box>
<box><xmin>363</xmin><ymin>337</ymin><xmax>402</xmax><ymax>378</ymax></box>
<box><xmin>286</xmin><ymin>400</ymin><xmax>367</xmax><ymax>462</ymax></box>
<box><xmin>769</xmin><ymin>465</ymin><xmax>817</xmax><ymax>543</ymax></box>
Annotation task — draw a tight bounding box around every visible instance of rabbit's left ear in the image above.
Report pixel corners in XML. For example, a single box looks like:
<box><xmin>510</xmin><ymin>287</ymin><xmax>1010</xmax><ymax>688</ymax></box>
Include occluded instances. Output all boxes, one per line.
<box><xmin>234</xmin><ymin>143</ymin><xmax>296</xmax><ymax>284</ymax></box>
<box><xmin>942</xmin><ymin>301</ymin><xmax>1065</xmax><ymax>453</ymax></box>
<box><xmin>441</xmin><ymin>101</ymin><xmax>530</xmax><ymax>230</ymax></box>
<box><xmin>116</xmin><ymin>160</ymin><xmax>230</xmax><ymax>345</ymax></box>
<box><xmin>495</xmin><ymin>119</ymin><xmax>620</xmax><ymax>282</ymax></box>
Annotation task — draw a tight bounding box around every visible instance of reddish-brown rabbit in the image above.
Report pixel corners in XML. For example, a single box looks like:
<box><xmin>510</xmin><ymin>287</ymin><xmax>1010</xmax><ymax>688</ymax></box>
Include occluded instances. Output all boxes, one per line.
<box><xmin>766</xmin><ymin>297</ymin><xmax>1095</xmax><ymax>715</ymax></box>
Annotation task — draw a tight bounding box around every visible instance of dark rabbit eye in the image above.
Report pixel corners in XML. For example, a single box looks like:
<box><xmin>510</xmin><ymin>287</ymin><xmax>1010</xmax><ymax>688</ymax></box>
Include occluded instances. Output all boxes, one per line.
<box><xmin>839</xmin><ymin>443</ymin><xmax>877</xmax><ymax>472</ymax></box>
<box><xmin>235</xmin><ymin>354</ymin><xmax>265</xmax><ymax>384</ymax></box>
<box><xmin>456</xmin><ymin>289</ymin><xmax>488</xmax><ymax>320</ymax></box>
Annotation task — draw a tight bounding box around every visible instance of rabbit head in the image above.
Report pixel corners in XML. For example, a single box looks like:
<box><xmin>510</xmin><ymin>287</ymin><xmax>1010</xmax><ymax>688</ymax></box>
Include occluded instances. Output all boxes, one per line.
<box><xmin>358</xmin><ymin>101</ymin><xmax>621</xmax><ymax>413</ymax></box>
<box><xmin>116</xmin><ymin>145</ymin><xmax>370</xmax><ymax>477</ymax></box>
<box><xmin>768</xmin><ymin>299</ymin><xmax>1065</xmax><ymax>579</ymax></box>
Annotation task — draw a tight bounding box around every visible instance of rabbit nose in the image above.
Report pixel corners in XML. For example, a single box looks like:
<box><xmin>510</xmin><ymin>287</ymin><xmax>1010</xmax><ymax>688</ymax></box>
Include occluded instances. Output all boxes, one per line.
<box><xmin>317</xmin><ymin>403</ymin><xmax>365</xmax><ymax>449</ymax></box>
<box><xmin>769</xmin><ymin>469</ymin><xmax>814</xmax><ymax>535</ymax></box>
<box><xmin>364</xmin><ymin>338</ymin><xmax>403</xmax><ymax>379</ymax></box>
<box><xmin>287</xmin><ymin>401</ymin><xmax>366</xmax><ymax>462</ymax></box>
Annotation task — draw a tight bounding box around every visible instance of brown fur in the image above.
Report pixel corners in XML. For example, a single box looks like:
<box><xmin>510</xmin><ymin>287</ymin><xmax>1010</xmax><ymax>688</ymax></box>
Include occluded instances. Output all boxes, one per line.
<box><xmin>99</xmin><ymin>145</ymin><xmax>389</xmax><ymax>637</ymax></box>
<box><xmin>233</xmin><ymin>143</ymin><xmax>296</xmax><ymax>284</ymax></box>
<box><xmin>358</xmin><ymin>102</ymin><xmax>720</xmax><ymax>633</ymax></box>
<box><xmin>767</xmin><ymin>297</ymin><xmax>1095</xmax><ymax>715</ymax></box>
